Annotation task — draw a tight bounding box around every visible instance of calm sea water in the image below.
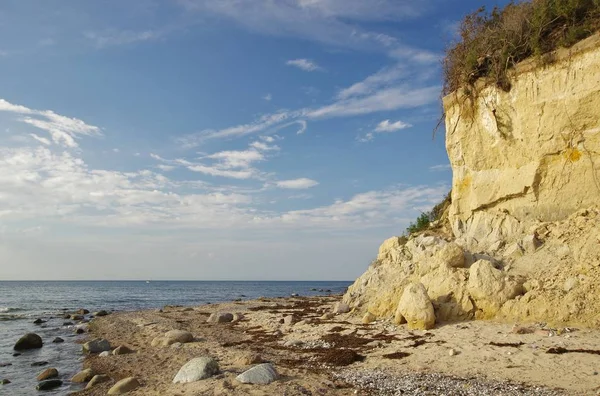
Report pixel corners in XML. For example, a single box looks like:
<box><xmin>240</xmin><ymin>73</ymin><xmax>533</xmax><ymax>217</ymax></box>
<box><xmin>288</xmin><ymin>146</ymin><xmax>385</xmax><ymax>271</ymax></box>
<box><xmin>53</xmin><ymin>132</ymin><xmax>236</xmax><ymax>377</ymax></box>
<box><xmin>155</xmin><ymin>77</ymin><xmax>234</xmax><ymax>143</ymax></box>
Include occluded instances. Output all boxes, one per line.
<box><xmin>0</xmin><ymin>280</ymin><xmax>351</xmax><ymax>395</ymax></box>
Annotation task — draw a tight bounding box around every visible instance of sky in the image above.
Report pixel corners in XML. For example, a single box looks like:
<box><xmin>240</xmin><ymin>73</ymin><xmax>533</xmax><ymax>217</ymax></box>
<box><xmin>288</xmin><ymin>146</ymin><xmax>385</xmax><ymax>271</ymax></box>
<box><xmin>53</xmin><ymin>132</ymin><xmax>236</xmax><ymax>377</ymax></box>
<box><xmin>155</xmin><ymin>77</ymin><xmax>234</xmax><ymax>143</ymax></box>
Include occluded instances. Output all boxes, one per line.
<box><xmin>0</xmin><ymin>0</ymin><xmax>510</xmax><ymax>281</ymax></box>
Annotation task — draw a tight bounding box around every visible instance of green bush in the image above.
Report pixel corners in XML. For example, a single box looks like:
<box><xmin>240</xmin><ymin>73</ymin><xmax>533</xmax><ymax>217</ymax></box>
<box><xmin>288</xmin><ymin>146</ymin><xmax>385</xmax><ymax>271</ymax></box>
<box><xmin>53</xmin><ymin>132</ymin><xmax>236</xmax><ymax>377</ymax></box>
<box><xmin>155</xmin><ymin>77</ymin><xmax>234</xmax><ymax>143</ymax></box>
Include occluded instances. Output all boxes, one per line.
<box><xmin>404</xmin><ymin>192</ymin><xmax>452</xmax><ymax>236</ymax></box>
<box><xmin>444</xmin><ymin>0</ymin><xmax>600</xmax><ymax>95</ymax></box>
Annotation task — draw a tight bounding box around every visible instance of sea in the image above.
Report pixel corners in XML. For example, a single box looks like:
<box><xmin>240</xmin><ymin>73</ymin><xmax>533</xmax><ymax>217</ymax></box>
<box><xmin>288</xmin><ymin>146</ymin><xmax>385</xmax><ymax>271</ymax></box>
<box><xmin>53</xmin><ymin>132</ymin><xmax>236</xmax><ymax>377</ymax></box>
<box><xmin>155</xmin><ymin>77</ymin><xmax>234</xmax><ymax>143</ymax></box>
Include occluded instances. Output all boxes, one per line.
<box><xmin>0</xmin><ymin>280</ymin><xmax>351</xmax><ymax>395</ymax></box>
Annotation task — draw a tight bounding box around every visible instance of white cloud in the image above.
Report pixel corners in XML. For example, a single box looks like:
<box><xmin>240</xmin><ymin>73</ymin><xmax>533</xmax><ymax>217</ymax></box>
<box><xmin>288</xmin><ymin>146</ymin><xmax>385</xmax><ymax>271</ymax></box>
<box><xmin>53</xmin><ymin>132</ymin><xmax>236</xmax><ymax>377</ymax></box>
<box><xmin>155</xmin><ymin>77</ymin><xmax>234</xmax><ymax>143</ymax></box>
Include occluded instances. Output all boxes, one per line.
<box><xmin>187</xmin><ymin>164</ymin><xmax>256</xmax><ymax>180</ymax></box>
<box><xmin>276</xmin><ymin>178</ymin><xmax>319</xmax><ymax>189</ymax></box>
<box><xmin>157</xmin><ymin>164</ymin><xmax>176</xmax><ymax>172</ymax></box>
<box><xmin>84</xmin><ymin>29</ymin><xmax>162</xmax><ymax>48</ymax></box>
<box><xmin>250</xmin><ymin>141</ymin><xmax>279</xmax><ymax>151</ymax></box>
<box><xmin>0</xmin><ymin>98</ymin><xmax>101</xmax><ymax>148</ymax></box>
<box><xmin>263</xmin><ymin>93</ymin><xmax>272</xmax><ymax>101</ymax></box>
<box><xmin>430</xmin><ymin>164</ymin><xmax>451</xmax><ymax>172</ymax></box>
<box><xmin>286</xmin><ymin>58</ymin><xmax>323</xmax><ymax>72</ymax></box>
<box><xmin>205</xmin><ymin>149</ymin><xmax>265</xmax><ymax>169</ymax></box>
<box><xmin>30</xmin><ymin>134</ymin><xmax>51</xmax><ymax>146</ymax></box>
<box><xmin>375</xmin><ymin>119</ymin><xmax>412</xmax><ymax>133</ymax></box>
<box><xmin>112</xmin><ymin>148</ymin><xmax>120</xmax><ymax>153</ymax></box>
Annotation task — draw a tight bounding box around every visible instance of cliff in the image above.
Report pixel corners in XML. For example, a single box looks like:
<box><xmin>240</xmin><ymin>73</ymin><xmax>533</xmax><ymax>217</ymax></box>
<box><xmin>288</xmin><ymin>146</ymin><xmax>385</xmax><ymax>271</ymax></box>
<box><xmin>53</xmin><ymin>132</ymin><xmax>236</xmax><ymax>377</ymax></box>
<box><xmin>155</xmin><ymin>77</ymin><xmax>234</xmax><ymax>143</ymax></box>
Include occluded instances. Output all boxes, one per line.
<box><xmin>344</xmin><ymin>34</ymin><xmax>600</xmax><ymax>328</ymax></box>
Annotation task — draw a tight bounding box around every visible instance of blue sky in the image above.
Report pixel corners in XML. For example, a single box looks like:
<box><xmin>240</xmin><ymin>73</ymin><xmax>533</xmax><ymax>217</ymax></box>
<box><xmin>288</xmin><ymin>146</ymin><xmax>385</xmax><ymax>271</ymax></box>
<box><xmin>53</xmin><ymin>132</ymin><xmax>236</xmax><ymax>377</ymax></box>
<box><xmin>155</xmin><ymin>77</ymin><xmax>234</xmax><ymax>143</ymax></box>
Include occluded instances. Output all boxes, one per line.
<box><xmin>0</xmin><ymin>0</ymin><xmax>509</xmax><ymax>280</ymax></box>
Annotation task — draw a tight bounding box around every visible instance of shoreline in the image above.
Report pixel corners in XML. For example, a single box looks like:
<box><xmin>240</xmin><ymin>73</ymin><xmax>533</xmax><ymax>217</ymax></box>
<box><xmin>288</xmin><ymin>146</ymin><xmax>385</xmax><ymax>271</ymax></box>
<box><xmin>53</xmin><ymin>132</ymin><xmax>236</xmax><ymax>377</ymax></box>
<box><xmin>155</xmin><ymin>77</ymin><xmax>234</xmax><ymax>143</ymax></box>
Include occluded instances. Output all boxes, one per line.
<box><xmin>72</xmin><ymin>295</ymin><xmax>600</xmax><ymax>395</ymax></box>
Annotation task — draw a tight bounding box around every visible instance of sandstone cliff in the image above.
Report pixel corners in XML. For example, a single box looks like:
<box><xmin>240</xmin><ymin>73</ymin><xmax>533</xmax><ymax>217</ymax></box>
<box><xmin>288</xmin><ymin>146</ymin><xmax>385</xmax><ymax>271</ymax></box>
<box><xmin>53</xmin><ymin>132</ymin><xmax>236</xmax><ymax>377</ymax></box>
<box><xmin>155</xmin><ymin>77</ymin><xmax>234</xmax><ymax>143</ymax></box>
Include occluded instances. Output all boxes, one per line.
<box><xmin>344</xmin><ymin>34</ymin><xmax>600</xmax><ymax>328</ymax></box>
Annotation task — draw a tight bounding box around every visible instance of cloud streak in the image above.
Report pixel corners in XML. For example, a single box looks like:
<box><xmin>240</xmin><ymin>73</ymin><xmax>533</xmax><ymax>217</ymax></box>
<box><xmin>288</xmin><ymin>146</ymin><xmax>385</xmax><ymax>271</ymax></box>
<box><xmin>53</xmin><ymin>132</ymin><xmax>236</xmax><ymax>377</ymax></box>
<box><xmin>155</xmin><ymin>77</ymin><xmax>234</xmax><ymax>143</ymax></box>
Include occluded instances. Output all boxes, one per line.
<box><xmin>286</xmin><ymin>58</ymin><xmax>323</xmax><ymax>72</ymax></box>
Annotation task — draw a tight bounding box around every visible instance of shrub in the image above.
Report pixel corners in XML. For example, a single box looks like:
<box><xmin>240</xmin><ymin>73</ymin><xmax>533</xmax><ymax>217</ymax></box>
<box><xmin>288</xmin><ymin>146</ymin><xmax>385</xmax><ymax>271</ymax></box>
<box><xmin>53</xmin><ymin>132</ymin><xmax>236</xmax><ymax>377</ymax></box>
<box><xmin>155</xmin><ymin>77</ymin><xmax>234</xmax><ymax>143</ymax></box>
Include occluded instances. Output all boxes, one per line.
<box><xmin>404</xmin><ymin>192</ymin><xmax>452</xmax><ymax>236</ymax></box>
<box><xmin>444</xmin><ymin>0</ymin><xmax>600</xmax><ymax>95</ymax></box>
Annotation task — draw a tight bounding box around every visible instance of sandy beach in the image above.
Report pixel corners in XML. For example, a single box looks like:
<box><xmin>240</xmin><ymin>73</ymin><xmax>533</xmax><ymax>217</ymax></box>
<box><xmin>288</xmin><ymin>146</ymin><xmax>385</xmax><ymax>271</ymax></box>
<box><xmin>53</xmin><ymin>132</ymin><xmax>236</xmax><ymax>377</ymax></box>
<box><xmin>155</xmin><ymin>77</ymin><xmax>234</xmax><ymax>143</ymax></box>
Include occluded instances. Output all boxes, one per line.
<box><xmin>72</xmin><ymin>295</ymin><xmax>600</xmax><ymax>395</ymax></box>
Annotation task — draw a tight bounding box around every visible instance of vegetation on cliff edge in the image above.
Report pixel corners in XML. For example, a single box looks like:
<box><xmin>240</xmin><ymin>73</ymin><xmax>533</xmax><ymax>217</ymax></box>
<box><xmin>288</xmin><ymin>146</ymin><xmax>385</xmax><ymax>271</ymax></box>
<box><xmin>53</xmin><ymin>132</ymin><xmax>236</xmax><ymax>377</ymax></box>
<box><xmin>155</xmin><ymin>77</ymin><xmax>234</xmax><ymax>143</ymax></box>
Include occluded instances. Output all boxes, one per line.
<box><xmin>444</xmin><ymin>0</ymin><xmax>600</xmax><ymax>95</ymax></box>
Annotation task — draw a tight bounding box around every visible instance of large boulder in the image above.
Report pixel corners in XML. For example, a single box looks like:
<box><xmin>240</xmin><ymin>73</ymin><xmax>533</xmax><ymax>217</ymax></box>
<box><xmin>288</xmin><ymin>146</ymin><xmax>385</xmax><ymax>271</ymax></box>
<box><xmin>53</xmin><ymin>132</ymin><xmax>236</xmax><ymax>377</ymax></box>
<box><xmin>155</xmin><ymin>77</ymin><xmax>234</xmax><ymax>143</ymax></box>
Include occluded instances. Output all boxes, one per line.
<box><xmin>107</xmin><ymin>377</ymin><xmax>141</xmax><ymax>395</ymax></box>
<box><xmin>236</xmin><ymin>363</ymin><xmax>279</xmax><ymax>385</ymax></box>
<box><xmin>71</xmin><ymin>368</ymin><xmax>94</xmax><ymax>383</ymax></box>
<box><xmin>332</xmin><ymin>302</ymin><xmax>350</xmax><ymax>314</ymax></box>
<box><xmin>151</xmin><ymin>330</ymin><xmax>194</xmax><ymax>347</ymax></box>
<box><xmin>394</xmin><ymin>282</ymin><xmax>436</xmax><ymax>330</ymax></box>
<box><xmin>172</xmin><ymin>357</ymin><xmax>220</xmax><ymax>384</ymax></box>
<box><xmin>14</xmin><ymin>333</ymin><xmax>42</xmax><ymax>350</ymax></box>
<box><xmin>207</xmin><ymin>312</ymin><xmax>234</xmax><ymax>323</ymax></box>
<box><xmin>467</xmin><ymin>259</ymin><xmax>524</xmax><ymax>317</ymax></box>
<box><xmin>82</xmin><ymin>338</ymin><xmax>111</xmax><ymax>354</ymax></box>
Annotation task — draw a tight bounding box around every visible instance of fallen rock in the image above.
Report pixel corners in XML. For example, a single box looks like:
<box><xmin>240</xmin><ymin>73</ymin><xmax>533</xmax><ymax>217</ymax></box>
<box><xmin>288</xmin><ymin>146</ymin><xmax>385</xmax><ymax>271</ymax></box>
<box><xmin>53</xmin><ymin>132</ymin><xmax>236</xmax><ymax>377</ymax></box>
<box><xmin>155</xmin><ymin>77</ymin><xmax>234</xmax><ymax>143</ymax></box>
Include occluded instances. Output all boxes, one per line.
<box><xmin>71</xmin><ymin>368</ymin><xmax>94</xmax><ymax>383</ymax></box>
<box><xmin>362</xmin><ymin>312</ymin><xmax>376</xmax><ymax>324</ymax></box>
<box><xmin>332</xmin><ymin>302</ymin><xmax>350</xmax><ymax>314</ymax></box>
<box><xmin>173</xmin><ymin>357</ymin><xmax>220</xmax><ymax>383</ymax></box>
<box><xmin>85</xmin><ymin>374</ymin><xmax>110</xmax><ymax>389</ymax></box>
<box><xmin>467</xmin><ymin>260</ymin><xmax>523</xmax><ymax>317</ymax></box>
<box><xmin>52</xmin><ymin>337</ymin><xmax>64</xmax><ymax>344</ymax></box>
<box><xmin>435</xmin><ymin>242</ymin><xmax>465</xmax><ymax>268</ymax></box>
<box><xmin>93</xmin><ymin>310</ymin><xmax>109</xmax><ymax>317</ymax></box>
<box><xmin>14</xmin><ymin>333</ymin><xmax>43</xmax><ymax>350</ymax></box>
<box><xmin>107</xmin><ymin>377</ymin><xmax>141</xmax><ymax>395</ymax></box>
<box><xmin>394</xmin><ymin>282</ymin><xmax>436</xmax><ymax>330</ymax></box>
<box><xmin>36</xmin><ymin>379</ymin><xmax>62</xmax><ymax>390</ymax></box>
<box><xmin>37</xmin><ymin>368</ymin><xmax>58</xmax><ymax>381</ymax></box>
<box><xmin>113</xmin><ymin>345</ymin><xmax>135</xmax><ymax>355</ymax></box>
<box><xmin>236</xmin><ymin>363</ymin><xmax>279</xmax><ymax>385</ymax></box>
<box><xmin>82</xmin><ymin>338</ymin><xmax>111</xmax><ymax>354</ymax></box>
<box><xmin>207</xmin><ymin>312</ymin><xmax>234</xmax><ymax>323</ymax></box>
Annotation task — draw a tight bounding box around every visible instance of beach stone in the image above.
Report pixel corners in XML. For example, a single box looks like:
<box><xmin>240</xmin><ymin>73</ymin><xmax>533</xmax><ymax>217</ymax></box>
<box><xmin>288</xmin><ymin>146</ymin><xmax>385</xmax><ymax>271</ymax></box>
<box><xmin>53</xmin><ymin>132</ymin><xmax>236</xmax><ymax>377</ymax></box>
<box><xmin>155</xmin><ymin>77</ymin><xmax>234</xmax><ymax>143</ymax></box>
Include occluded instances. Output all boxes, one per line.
<box><xmin>1</xmin><ymin>379</ymin><xmax>10</xmax><ymax>385</ymax></box>
<box><xmin>113</xmin><ymin>345</ymin><xmax>135</xmax><ymax>355</ymax></box>
<box><xmin>173</xmin><ymin>357</ymin><xmax>220</xmax><ymax>383</ymax></box>
<box><xmin>362</xmin><ymin>312</ymin><xmax>376</xmax><ymax>324</ymax></box>
<box><xmin>94</xmin><ymin>310</ymin><xmax>109</xmax><ymax>317</ymax></box>
<box><xmin>83</xmin><ymin>338</ymin><xmax>111</xmax><ymax>354</ymax></box>
<box><xmin>99</xmin><ymin>351</ymin><xmax>111</xmax><ymax>357</ymax></box>
<box><xmin>31</xmin><ymin>361</ymin><xmax>48</xmax><ymax>367</ymax></box>
<box><xmin>63</xmin><ymin>322</ymin><xmax>73</xmax><ymax>326</ymax></box>
<box><xmin>52</xmin><ymin>337</ymin><xmax>64</xmax><ymax>344</ymax></box>
<box><xmin>75</xmin><ymin>328</ymin><xmax>85</xmax><ymax>334</ymax></box>
<box><xmin>33</xmin><ymin>318</ymin><xmax>46</xmax><ymax>324</ymax></box>
<box><xmin>70</xmin><ymin>314</ymin><xmax>84</xmax><ymax>320</ymax></box>
<box><xmin>232</xmin><ymin>313</ymin><xmax>245</xmax><ymax>322</ymax></box>
<box><xmin>85</xmin><ymin>374</ymin><xmax>110</xmax><ymax>389</ymax></box>
<box><xmin>71</xmin><ymin>368</ymin><xmax>94</xmax><ymax>383</ymax></box>
<box><xmin>207</xmin><ymin>312</ymin><xmax>234</xmax><ymax>323</ymax></box>
<box><xmin>235</xmin><ymin>353</ymin><xmax>263</xmax><ymax>366</ymax></box>
<box><xmin>449</xmin><ymin>348</ymin><xmax>458</xmax><ymax>356</ymax></box>
<box><xmin>394</xmin><ymin>282</ymin><xmax>436</xmax><ymax>330</ymax></box>
<box><xmin>37</xmin><ymin>368</ymin><xmax>58</xmax><ymax>381</ymax></box>
<box><xmin>320</xmin><ymin>312</ymin><xmax>334</xmax><ymax>320</ymax></box>
<box><xmin>14</xmin><ymin>333</ymin><xmax>43</xmax><ymax>350</ymax></box>
<box><xmin>165</xmin><ymin>330</ymin><xmax>194</xmax><ymax>344</ymax></box>
<box><xmin>332</xmin><ymin>302</ymin><xmax>350</xmax><ymax>314</ymax></box>
<box><xmin>236</xmin><ymin>363</ymin><xmax>279</xmax><ymax>385</ymax></box>
<box><xmin>107</xmin><ymin>377</ymin><xmax>141</xmax><ymax>394</ymax></box>
<box><xmin>36</xmin><ymin>379</ymin><xmax>62</xmax><ymax>390</ymax></box>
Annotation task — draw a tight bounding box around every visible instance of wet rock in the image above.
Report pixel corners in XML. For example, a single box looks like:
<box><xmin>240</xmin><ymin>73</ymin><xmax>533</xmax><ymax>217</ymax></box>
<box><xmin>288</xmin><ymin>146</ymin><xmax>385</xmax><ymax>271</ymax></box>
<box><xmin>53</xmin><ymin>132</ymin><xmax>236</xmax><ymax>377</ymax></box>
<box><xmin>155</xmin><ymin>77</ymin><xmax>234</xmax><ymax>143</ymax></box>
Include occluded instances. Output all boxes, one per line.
<box><xmin>36</xmin><ymin>379</ymin><xmax>62</xmax><ymax>391</ymax></box>
<box><xmin>62</xmin><ymin>322</ymin><xmax>73</xmax><ymax>326</ymax></box>
<box><xmin>113</xmin><ymin>345</ymin><xmax>135</xmax><ymax>355</ymax></box>
<box><xmin>70</xmin><ymin>314</ymin><xmax>84</xmax><ymax>321</ymax></box>
<box><xmin>31</xmin><ymin>361</ymin><xmax>48</xmax><ymax>367</ymax></box>
<box><xmin>107</xmin><ymin>377</ymin><xmax>141</xmax><ymax>394</ymax></box>
<box><xmin>85</xmin><ymin>374</ymin><xmax>110</xmax><ymax>389</ymax></box>
<box><xmin>173</xmin><ymin>357</ymin><xmax>220</xmax><ymax>383</ymax></box>
<box><xmin>93</xmin><ymin>310</ymin><xmax>109</xmax><ymax>317</ymax></box>
<box><xmin>82</xmin><ymin>338</ymin><xmax>111</xmax><ymax>354</ymax></box>
<box><xmin>1</xmin><ymin>379</ymin><xmax>10</xmax><ymax>385</ymax></box>
<box><xmin>362</xmin><ymin>312</ymin><xmax>376</xmax><ymax>324</ymax></box>
<box><xmin>37</xmin><ymin>368</ymin><xmax>58</xmax><ymax>381</ymax></box>
<box><xmin>236</xmin><ymin>363</ymin><xmax>279</xmax><ymax>385</ymax></box>
<box><xmin>395</xmin><ymin>282</ymin><xmax>436</xmax><ymax>330</ymax></box>
<box><xmin>33</xmin><ymin>319</ymin><xmax>46</xmax><ymax>325</ymax></box>
<box><xmin>14</xmin><ymin>333</ymin><xmax>43</xmax><ymax>350</ymax></box>
<box><xmin>12</xmin><ymin>353</ymin><xmax>20</xmax><ymax>357</ymax></box>
<box><xmin>75</xmin><ymin>328</ymin><xmax>85</xmax><ymax>334</ymax></box>
<box><xmin>207</xmin><ymin>312</ymin><xmax>234</xmax><ymax>323</ymax></box>
<box><xmin>52</xmin><ymin>337</ymin><xmax>64</xmax><ymax>344</ymax></box>
<box><xmin>332</xmin><ymin>302</ymin><xmax>350</xmax><ymax>314</ymax></box>
<box><xmin>0</xmin><ymin>363</ymin><xmax>11</xmax><ymax>367</ymax></box>
<box><xmin>71</xmin><ymin>368</ymin><xmax>94</xmax><ymax>383</ymax></box>
<box><xmin>76</xmin><ymin>309</ymin><xmax>89</xmax><ymax>315</ymax></box>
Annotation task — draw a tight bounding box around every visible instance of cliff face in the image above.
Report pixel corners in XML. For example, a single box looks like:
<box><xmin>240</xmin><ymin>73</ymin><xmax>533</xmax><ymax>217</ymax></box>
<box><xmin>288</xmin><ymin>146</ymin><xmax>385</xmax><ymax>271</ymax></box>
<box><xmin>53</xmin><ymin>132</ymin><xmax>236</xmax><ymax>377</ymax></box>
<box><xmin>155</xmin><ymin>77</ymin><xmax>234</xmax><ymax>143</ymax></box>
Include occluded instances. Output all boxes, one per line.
<box><xmin>445</xmin><ymin>34</ymin><xmax>600</xmax><ymax>251</ymax></box>
<box><xmin>344</xmin><ymin>34</ymin><xmax>600</xmax><ymax>328</ymax></box>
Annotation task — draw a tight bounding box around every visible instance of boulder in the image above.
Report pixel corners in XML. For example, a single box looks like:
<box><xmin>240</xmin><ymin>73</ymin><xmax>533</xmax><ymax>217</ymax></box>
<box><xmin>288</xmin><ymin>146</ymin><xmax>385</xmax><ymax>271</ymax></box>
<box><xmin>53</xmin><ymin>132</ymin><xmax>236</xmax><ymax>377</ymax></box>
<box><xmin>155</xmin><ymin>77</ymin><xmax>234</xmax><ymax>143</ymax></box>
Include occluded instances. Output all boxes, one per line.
<box><xmin>362</xmin><ymin>312</ymin><xmax>376</xmax><ymax>324</ymax></box>
<box><xmin>394</xmin><ymin>282</ymin><xmax>436</xmax><ymax>330</ymax></box>
<box><xmin>82</xmin><ymin>338</ymin><xmax>111</xmax><ymax>354</ymax></box>
<box><xmin>14</xmin><ymin>333</ymin><xmax>43</xmax><ymax>350</ymax></box>
<box><xmin>332</xmin><ymin>302</ymin><xmax>350</xmax><ymax>314</ymax></box>
<box><xmin>236</xmin><ymin>363</ymin><xmax>279</xmax><ymax>385</ymax></box>
<box><xmin>151</xmin><ymin>330</ymin><xmax>194</xmax><ymax>347</ymax></box>
<box><xmin>173</xmin><ymin>357</ymin><xmax>220</xmax><ymax>383</ymax></box>
<box><xmin>52</xmin><ymin>337</ymin><xmax>64</xmax><ymax>344</ymax></box>
<box><xmin>37</xmin><ymin>368</ymin><xmax>58</xmax><ymax>381</ymax></box>
<box><xmin>71</xmin><ymin>368</ymin><xmax>94</xmax><ymax>383</ymax></box>
<box><xmin>36</xmin><ymin>379</ymin><xmax>62</xmax><ymax>390</ymax></box>
<box><xmin>467</xmin><ymin>259</ymin><xmax>523</xmax><ymax>317</ymax></box>
<box><xmin>113</xmin><ymin>345</ymin><xmax>135</xmax><ymax>355</ymax></box>
<box><xmin>434</xmin><ymin>242</ymin><xmax>465</xmax><ymax>268</ymax></box>
<box><xmin>93</xmin><ymin>310</ymin><xmax>109</xmax><ymax>317</ymax></box>
<box><xmin>207</xmin><ymin>312</ymin><xmax>234</xmax><ymax>323</ymax></box>
<box><xmin>107</xmin><ymin>377</ymin><xmax>141</xmax><ymax>395</ymax></box>
<box><xmin>85</xmin><ymin>374</ymin><xmax>110</xmax><ymax>389</ymax></box>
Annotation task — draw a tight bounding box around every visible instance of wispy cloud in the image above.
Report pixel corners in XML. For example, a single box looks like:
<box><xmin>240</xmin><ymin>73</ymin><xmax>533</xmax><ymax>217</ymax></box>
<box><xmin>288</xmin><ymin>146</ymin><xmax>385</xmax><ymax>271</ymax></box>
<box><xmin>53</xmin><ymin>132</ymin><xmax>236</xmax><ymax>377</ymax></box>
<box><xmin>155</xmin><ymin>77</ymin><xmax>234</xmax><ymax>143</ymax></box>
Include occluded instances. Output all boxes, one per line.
<box><xmin>276</xmin><ymin>178</ymin><xmax>319</xmax><ymax>189</ymax></box>
<box><xmin>358</xmin><ymin>119</ymin><xmax>412</xmax><ymax>142</ymax></box>
<box><xmin>84</xmin><ymin>29</ymin><xmax>163</xmax><ymax>48</ymax></box>
<box><xmin>430</xmin><ymin>164</ymin><xmax>451</xmax><ymax>172</ymax></box>
<box><xmin>286</xmin><ymin>58</ymin><xmax>323</xmax><ymax>72</ymax></box>
<box><xmin>0</xmin><ymin>98</ymin><xmax>101</xmax><ymax>148</ymax></box>
<box><xmin>263</xmin><ymin>93</ymin><xmax>272</xmax><ymax>101</ymax></box>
